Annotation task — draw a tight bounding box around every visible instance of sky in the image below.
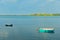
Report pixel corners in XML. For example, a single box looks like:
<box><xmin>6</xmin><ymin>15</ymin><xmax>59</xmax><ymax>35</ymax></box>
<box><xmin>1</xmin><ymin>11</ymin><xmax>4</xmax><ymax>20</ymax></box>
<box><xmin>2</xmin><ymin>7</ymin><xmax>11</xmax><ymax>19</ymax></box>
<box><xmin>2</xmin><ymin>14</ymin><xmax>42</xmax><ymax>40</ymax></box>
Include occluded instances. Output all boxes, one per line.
<box><xmin>0</xmin><ymin>0</ymin><xmax>60</xmax><ymax>14</ymax></box>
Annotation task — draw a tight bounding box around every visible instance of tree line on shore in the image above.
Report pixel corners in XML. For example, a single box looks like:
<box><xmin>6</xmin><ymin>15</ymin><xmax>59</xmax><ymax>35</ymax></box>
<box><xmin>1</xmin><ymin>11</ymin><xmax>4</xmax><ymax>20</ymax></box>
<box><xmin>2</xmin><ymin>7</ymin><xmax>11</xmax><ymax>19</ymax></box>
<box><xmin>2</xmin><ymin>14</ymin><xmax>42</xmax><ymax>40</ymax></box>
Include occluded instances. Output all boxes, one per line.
<box><xmin>29</xmin><ymin>13</ymin><xmax>60</xmax><ymax>16</ymax></box>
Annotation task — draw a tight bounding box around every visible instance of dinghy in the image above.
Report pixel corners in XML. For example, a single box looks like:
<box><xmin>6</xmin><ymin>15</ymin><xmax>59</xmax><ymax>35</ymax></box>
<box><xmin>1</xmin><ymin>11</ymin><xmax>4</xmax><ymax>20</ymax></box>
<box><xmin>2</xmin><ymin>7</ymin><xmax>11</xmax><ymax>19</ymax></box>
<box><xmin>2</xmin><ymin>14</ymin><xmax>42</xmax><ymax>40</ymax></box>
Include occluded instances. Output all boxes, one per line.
<box><xmin>5</xmin><ymin>24</ymin><xmax>13</xmax><ymax>27</ymax></box>
<box><xmin>38</xmin><ymin>28</ymin><xmax>54</xmax><ymax>33</ymax></box>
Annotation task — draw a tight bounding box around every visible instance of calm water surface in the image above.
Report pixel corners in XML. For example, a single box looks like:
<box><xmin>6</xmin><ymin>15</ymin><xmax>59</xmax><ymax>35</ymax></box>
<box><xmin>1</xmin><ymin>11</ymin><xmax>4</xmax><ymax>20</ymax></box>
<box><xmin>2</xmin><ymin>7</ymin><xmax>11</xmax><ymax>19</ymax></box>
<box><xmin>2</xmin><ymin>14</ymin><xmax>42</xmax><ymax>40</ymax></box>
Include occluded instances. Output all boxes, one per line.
<box><xmin>0</xmin><ymin>16</ymin><xmax>60</xmax><ymax>40</ymax></box>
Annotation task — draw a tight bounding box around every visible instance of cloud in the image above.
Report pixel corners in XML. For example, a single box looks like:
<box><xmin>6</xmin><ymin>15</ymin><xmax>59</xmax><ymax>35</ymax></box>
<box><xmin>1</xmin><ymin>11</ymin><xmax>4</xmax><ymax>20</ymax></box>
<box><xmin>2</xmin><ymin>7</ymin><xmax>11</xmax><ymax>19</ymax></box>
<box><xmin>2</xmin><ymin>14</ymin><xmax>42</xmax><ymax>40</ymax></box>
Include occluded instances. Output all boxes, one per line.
<box><xmin>32</xmin><ymin>0</ymin><xmax>38</xmax><ymax>3</ymax></box>
<box><xmin>0</xmin><ymin>0</ymin><xmax>17</xmax><ymax>3</ymax></box>
<box><xmin>46</xmin><ymin>0</ymin><xmax>55</xmax><ymax>2</ymax></box>
<box><xmin>6</xmin><ymin>0</ymin><xmax>17</xmax><ymax>3</ymax></box>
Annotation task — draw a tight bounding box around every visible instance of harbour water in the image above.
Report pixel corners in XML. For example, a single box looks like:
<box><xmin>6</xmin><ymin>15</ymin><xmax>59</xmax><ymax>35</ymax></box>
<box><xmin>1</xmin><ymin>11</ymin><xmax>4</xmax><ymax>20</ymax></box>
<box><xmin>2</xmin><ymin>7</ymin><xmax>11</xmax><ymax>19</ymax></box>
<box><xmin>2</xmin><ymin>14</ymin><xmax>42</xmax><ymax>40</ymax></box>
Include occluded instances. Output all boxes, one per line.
<box><xmin>0</xmin><ymin>16</ymin><xmax>60</xmax><ymax>40</ymax></box>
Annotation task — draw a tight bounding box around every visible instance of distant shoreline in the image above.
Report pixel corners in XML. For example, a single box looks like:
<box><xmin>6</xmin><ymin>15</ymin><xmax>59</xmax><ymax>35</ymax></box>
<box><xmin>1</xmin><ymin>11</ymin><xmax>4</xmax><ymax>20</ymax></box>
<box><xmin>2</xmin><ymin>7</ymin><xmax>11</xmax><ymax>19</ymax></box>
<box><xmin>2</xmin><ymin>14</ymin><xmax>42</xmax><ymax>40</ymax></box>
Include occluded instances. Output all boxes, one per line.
<box><xmin>0</xmin><ymin>14</ymin><xmax>60</xmax><ymax>16</ymax></box>
<box><xmin>27</xmin><ymin>14</ymin><xmax>60</xmax><ymax>16</ymax></box>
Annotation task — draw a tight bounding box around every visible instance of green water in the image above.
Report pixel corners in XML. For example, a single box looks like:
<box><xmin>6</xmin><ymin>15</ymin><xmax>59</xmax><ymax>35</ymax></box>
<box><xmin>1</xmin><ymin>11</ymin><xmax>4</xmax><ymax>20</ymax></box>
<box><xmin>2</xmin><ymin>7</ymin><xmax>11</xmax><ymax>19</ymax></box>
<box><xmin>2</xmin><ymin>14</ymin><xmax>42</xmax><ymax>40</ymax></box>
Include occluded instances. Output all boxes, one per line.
<box><xmin>0</xmin><ymin>16</ymin><xmax>60</xmax><ymax>40</ymax></box>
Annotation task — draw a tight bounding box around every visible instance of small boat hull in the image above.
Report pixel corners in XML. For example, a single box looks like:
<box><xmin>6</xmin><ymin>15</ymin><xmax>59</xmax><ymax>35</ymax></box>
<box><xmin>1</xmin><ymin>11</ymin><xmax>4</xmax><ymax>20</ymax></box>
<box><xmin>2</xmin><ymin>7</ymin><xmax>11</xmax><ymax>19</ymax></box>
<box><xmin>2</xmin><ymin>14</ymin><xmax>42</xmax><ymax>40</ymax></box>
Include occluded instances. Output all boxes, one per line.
<box><xmin>38</xmin><ymin>28</ymin><xmax>54</xmax><ymax>33</ymax></box>
<box><xmin>5</xmin><ymin>24</ymin><xmax>13</xmax><ymax>27</ymax></box>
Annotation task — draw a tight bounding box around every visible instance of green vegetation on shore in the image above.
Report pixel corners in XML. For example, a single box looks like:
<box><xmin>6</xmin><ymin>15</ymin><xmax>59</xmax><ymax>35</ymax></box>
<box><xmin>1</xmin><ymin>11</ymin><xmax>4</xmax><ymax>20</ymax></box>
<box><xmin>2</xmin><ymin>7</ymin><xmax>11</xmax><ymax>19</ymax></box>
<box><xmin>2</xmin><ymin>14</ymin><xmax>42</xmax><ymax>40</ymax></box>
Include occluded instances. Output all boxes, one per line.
<box><xmin>0</xmin><ymin>13</ymin><xmax>60</xmax><ymax>16</ymax></box>
<box><xmin>28</xmin><ymin>13</ymin><xmax>60</xmax><ymax>16</ymax></box>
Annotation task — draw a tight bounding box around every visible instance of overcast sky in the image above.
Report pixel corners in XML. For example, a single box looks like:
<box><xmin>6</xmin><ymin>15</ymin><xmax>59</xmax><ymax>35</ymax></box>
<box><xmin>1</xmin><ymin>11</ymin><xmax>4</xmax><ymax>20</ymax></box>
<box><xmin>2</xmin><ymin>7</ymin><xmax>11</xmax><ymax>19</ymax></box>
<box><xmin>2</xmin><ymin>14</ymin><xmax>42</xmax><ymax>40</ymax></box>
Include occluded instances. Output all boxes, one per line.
<box><xmin>0</xmin><ymin>0</ymin><xmax>60</xmax><ymax>14</ymax></box>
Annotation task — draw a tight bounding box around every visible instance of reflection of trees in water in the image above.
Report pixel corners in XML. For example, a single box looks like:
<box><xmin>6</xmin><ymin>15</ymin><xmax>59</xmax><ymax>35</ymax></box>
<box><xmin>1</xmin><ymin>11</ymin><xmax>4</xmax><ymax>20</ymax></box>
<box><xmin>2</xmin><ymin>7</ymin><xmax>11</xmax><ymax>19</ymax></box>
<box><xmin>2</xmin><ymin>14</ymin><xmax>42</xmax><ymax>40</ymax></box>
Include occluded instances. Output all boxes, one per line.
<box><xmin>0</xmin><ymin>31</ymin><xmax>8</xmax><ymax>37</ymax></box>
<box><xmin>42</xmin><ymin>33</ymin><xmax>50</xmax><ymax>40</ymax></box>
<box><xmin>0</xmin><ymin>30</ymin><xmax>8</xmax><ymax>40</ymax></box>
<box><xmin>42</xmin><ymin>33</ymin><xmax>56</xmax><ymax>40</ymax></box>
